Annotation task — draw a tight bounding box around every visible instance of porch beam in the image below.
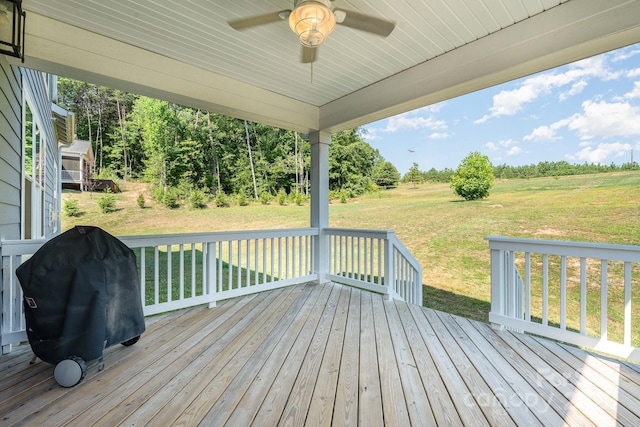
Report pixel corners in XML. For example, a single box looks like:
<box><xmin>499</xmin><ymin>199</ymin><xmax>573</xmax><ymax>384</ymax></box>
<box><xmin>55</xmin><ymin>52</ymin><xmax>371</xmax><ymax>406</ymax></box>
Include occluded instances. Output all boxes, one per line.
<box><xmin>309</xmin><ymin>131</ymin><xmax>331</xmax><ymax>283</ymax></box>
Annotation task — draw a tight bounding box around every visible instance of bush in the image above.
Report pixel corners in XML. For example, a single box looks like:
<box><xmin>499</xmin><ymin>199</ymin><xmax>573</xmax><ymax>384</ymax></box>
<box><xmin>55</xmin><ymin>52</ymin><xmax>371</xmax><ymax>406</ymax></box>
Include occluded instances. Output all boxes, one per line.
<box><xmin>214</xmin><ymin>191</ymin><xmax>230</xmax><ymax>207</ymax></box>
<box><xmin>188</xmin><ymin>189</ymin><xmax>207</xmax><ymax>209</ymax></box>
<box><xmin>339</xmin><ymin>190</ymin><xmax>348</xmax><ymax>204</ymax></box>
<box><xmin>98</xmin><ymin>192</ymin><xmax>116</xmax><ymax>213</ymax></box>
<box><xmin>162</xmin><ymin>190</ymin><xmax>179</xmax><ymax>209</ymax></box>
<box><xmin>276</xmin><ymin>188</ymin><xmax>287</xmax><ymax>206</ymax></box>
<box><xmin>237</xmin><ymin>192</ymin><xmax>249</xmax><ymax>206</ymax></box>
<box><xmin>152</xmin><ymin>187</ymin><xmax>165</xmax><ymax>202</ymax></box>
<box><xmin>63</xmin><ymin>199</ymin><xmax>81</xmax><ymax>217</ymax></box>
<box><xmin>259</xmin><ymin>191</ymin><xmax>272</xmax><ymax>205</ymax></box>
<box><xmin>294</xmin><ymin>192</ymin><xmax>305</xmax><ymax>206</ymax></box>
<box><xmin>451</xmin><ymin>151</ymin><xmax>495</xmax><ymax>201</ymax></box>
<box><xmin>137</xmin><ymin>193</ymin><xmax>146</xmax><ymax>209</ymax></box>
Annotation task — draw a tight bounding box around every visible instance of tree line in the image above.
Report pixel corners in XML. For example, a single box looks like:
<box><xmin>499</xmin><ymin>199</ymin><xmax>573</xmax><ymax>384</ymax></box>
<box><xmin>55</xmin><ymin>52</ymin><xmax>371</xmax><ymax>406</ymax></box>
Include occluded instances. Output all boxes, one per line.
<box><xmin>403</xmin><ymin>159</ymin><xmax>639</xmax><ymax>184</ymax></box>
<box><xmin>57</xmin><ymin>78</ymin><xmax>401</xmax><ymax>205</ymax></box>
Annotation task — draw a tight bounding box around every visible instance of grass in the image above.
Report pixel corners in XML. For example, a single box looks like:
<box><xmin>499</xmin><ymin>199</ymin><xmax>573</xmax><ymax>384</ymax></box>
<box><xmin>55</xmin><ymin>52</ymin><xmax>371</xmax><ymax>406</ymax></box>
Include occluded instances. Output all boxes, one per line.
<box><xmin>62</xmin><ymin>172</ymin><xmax>640</xmax><ymax>341</ymax></box>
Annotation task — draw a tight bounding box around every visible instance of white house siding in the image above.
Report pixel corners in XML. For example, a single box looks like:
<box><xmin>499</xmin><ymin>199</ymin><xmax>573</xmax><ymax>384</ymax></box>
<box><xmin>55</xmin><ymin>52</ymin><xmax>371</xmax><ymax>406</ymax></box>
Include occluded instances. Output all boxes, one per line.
<box><xmin>0</xmin><ymin>56</ymin><xmax>22</xmax><ymax>241</ymax></box>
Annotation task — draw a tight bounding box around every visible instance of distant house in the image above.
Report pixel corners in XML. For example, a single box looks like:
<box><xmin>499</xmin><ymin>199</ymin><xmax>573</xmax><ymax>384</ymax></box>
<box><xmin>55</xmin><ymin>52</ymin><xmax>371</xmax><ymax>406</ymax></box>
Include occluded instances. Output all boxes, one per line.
<box><xmin>61</xmin><ymin>139</ymin><xmax>94</xmax><ymax>191</ymax></box>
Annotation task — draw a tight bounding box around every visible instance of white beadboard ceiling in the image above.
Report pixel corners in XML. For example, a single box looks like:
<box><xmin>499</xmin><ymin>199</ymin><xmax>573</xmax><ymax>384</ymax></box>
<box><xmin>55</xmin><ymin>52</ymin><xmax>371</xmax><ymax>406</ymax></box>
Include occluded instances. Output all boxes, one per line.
<box><xmin>18</xmin><ymin>0</ymin><xmax>640</xmax><ymax>134</ymax></box>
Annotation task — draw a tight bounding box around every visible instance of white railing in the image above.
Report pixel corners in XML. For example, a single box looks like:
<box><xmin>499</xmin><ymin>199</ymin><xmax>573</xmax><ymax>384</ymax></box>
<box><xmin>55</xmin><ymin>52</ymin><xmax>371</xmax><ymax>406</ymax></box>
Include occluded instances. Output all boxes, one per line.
<box><xmin>326</xmin><ymin>228</ymin><xmax>422</xmax><ymax>305</ymax></box>
<box><xmin>487</xmin><ymin>236</ymin><xmax>640</xmax><ymax>362</ymax></box>
<box><xmin>61</xmin><ymin>170</ymin><xmax>81</xmax><ymax>182</ymax></box>
<box><xmin>1</xmin><ymin>227</ymin><xmax>422</xmax><ymax>354</ymax></box>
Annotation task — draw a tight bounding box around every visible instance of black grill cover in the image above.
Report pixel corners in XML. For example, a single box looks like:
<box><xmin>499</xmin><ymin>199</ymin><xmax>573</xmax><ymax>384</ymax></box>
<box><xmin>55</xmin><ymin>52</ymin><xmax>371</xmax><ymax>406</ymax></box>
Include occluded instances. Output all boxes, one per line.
<box><xmin>15</xmin><ymin>226</ymin><xmax>145</xmax><ymax>364</ymax></box>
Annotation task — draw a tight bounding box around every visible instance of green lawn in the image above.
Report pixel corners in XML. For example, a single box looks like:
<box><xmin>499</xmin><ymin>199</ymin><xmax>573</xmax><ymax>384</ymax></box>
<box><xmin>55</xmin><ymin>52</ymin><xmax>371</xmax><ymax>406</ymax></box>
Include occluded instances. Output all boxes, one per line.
<box><xmin>63</xmin><ymin>172</ymin><xmax>640</xmax><ymax>335</ymax></box>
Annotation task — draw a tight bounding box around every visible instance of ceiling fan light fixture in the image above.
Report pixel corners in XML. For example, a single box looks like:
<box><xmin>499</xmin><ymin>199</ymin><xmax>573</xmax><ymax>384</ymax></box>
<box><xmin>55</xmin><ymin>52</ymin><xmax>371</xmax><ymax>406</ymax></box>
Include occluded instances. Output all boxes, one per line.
<box><xmin>288</xmin><ymin>0</ymin><xmax>335</xmax><ymax>48</ymax></box>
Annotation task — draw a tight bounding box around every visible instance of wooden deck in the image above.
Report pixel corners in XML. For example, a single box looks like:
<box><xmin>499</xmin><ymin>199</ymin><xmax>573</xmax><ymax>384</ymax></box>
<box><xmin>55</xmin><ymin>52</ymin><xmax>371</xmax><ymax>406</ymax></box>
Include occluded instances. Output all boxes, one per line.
<box><xmin>2</xmin><ymin>282</ymin><xmax>640</xmax><ymax>426</ymax></box>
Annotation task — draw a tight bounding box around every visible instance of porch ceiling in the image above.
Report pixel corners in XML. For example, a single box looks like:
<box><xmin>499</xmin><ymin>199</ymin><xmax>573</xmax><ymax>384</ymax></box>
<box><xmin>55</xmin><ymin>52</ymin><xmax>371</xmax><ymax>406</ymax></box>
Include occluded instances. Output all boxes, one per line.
<box><xmin>17</xmin><ymin>0</ymin><xmax>640</xmax><ymax>134</ymax></box>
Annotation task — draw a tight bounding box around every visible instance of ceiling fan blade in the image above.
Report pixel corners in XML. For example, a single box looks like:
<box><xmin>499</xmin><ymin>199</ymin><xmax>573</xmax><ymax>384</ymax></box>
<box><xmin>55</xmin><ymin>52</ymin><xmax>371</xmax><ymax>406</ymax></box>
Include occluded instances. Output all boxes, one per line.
<box><xmin>228</xmin><ymin>10</ymin><xmax>290</xmax><ymax>30</ymax></box>
<box><xmin>333</xmin><ymin>9</ymin><xmax>395</xmax><ymax>37</ymax></box>
<box><xmin>301</xmin><ymin>46</ymin><xmax>318</xmax><ymax>63</ymax></box>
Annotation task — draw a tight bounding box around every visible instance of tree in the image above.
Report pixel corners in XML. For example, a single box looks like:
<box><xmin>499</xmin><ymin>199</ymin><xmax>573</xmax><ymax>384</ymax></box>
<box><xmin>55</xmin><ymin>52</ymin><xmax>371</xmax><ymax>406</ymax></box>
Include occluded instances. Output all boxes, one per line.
<box><xmin>373</xmin><ymin>161</ymin><xmax>400</xmax><ymax>188</ymax></box>
<box><xmin>451</xmin><ymin>151</ymin><xmax>495</xmax><ymax>200</ymax></box>
<box><xmin>404</xmin><ymin>162</ymin><xmax>423</xmax><ymax>188</ymax></box>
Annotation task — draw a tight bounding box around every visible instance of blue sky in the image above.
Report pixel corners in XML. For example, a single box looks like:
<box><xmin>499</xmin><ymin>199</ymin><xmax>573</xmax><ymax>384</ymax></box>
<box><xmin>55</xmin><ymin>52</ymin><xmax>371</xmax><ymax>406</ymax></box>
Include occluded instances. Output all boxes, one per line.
<box><xmin>363</xmin><ymin>43</ymin><xmax>640</xmax><ymax>175</ymax></box>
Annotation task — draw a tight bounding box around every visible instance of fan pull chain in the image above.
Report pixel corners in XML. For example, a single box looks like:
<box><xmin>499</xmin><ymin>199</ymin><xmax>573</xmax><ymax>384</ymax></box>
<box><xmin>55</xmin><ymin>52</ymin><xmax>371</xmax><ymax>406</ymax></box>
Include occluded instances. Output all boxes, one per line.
<box><xmin>310</xmin><ymin>62</ymin><xmax>314</xmax><ymax>83</ymax></box>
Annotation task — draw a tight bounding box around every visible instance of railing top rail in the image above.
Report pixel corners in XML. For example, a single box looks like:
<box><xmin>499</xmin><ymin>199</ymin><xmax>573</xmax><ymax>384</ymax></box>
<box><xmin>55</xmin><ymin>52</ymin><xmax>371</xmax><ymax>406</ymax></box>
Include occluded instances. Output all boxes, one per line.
<box><xmin>389</xmin><ymin>234</ymin><xmax>421</xmax><ymax>270</ymax></box>
<box><xmin>118</xmin><ymin>228</ymin><xmax>319</xmax><ymax>248</ymax></box>
<box><xmin>485</xmin><ymin>236</ymin><xmax>640</xmax><ymax>262</ymax></box>
<box><xmin>1</xmin><ymin>228</ymin><xmax>320</xmax><ymax>253</ymax></box>
<box><xmin>324</xmin><ymin>227</ymin><xmax>394</xmax><ymax>239</ymax></box>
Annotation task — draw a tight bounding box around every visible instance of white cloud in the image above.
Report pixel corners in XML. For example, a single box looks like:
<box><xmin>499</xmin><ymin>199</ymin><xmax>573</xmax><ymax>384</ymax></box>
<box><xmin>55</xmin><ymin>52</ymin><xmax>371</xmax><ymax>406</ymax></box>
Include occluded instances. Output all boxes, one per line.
<box><xmin>567</xmin><ymin>100</ymin><xmax>640</xmax><ymax>139</ymax></box>
<box><xmin>485</xmin><ymin>139</ymin><xmax>518</xmax><ymax>153</ymax></box>
<box><xmin>380</xmin><ymin>104</ymin><xmax>448</xmax><ymax>133</ymax></box>
<box><xmin>623</xmin><ymin>82</ymin><xmax>640</xmax><ymax>99</ymax></box>
<box><xmin>475</xmin><ymin>54</ymin><xmax>621</xmax><ymax>123</ymax></box>
<box><xmin>612</xmin><ymin>48</ymin><xmax>640</xmax><ymax>62</ymax></box>
<box><xmin>627</xmin><ymin>68</ymin><xmax>640</xmax><ymax>78</ymax></box>
<box><xmin>507</xmin><ymin>146</ymin><xmax>522</xmax><ymax>156</ymax></box>
<box><xmin>559</xmin><ymin>80</ymin><xmax>588</xmax><ymax>101</ymax></box>
<box><xmin>385</xmin><ymin>114</ymin><xmax>447</xmax><ymax>132</ymax></box>
<box><xmin>524</xmin><ymin>125</ymin><xmax>557</xmax><ymax>141</ymax></box>
<box><xmin>429</xmin><ymin>132</ymin><xmax>450</xmax><ymax>139</ymax></box>
<box><xmin>526</xmin><ymin>101</ymin><xmax>640</xmax><ymax>142</ymax></box>
<box><xmin>524</xmin><ymin>118</ymin><xmax>572</xmax><ymax>141</ymax></box>
<box><xmin>569</xmin><ymin>142</ymin><xmax>633</xmax><ymax>164</ymax></box>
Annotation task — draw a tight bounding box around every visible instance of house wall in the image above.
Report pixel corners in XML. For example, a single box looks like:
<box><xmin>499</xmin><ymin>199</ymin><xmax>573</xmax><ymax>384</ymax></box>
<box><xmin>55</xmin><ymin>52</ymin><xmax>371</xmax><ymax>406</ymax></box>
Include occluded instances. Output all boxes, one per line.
<box><xmin>0</xmin><ymin>58</ymin><xmax>61</xmax><ymax>240</ymax></box>
<box><xmin>0</xmin><ymin>56</ymin><xmax>22</xmax><ymax>241</ymax></box>
<box><xmin>23</xmin><ymin>68</ymin><xmax>59</xmax><ymax>238</ymax></box>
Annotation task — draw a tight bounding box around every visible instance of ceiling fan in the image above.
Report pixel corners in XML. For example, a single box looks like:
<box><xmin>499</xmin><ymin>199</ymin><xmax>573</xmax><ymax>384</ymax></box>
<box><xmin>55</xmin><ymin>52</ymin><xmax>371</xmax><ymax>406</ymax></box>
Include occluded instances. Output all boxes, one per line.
<box><xmin>228</xmin><ymin>0</ymin><xmax>395</xmax><ymax>63</ymax></box>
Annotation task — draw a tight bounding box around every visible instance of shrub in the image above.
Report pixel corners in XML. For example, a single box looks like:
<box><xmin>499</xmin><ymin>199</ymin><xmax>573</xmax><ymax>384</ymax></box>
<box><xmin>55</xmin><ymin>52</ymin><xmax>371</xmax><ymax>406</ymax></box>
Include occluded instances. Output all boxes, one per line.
<box><xmin>451</xmin><ymin>151</ymin><xmax>495</xmax><ymax>201</ymax></box>
<box><xmin>294</xmin><ymin>192</ymin><xmax>305</xmax><ymax>206</ymax></box>
<box><xmin>259</xmin><ymin>191</ymin><xmax>272</xmax><ymax>205</ymax></box>
<box><xmin>98</xmin><ymin>192</ymin><xmax>116</xmax><ymax>213</ymax></box>
<box><xmin>214</xmin><ymin>191</ymin><xmax>230</xmax><ymax>207</ymax></box>
<box><xmin>162</xmin><ymin>190</ymin><xmax>179</xmax><ymax>209</ymax></box>
<box><xmin>237</xmin><ymin>192</ymin><xmax>249</xmax><ymax>206</ymax></box>
<box><xmin>188</xmin><ymin>189</ymin><xmax>207</xmax><ymax>209</ymax></box>
<box><xmin>63</xmin><ymin>199</ymin><xmax>80</xmax><ymax>217</ymax></box>
<box><xmin>276</xmin><ymin>188</ymin><xmax>287</xmax><ymax>206</ymax></box>
<box><xmin>152</xmin><ymin>187</ymin><xmax>165</xmax><ymax>202</ymax></box>
<box><xmin>137</xmin><ymin>193</ymin><xmax>146</xmax><ymax>209</ymax></box>
<box><xmin>339</xmin><ymin>190</ymin><xmax>348</xmax><ymax>204</ymax></box>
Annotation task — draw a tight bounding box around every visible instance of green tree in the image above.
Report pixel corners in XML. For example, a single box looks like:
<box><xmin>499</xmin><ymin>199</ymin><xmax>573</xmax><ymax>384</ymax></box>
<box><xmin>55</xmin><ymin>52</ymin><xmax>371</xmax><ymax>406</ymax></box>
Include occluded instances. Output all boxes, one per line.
<box><xmin>451</xmin><ymin>151</ymin><xmax>495</xmax><ymax>200</ymax></box>
<box><xmin>404</xmin><ymin>162</ymin><xmax>423</xmax><ymax>188</ymax></box>
<box><xmin>373</xmin><ymin>161</ymin><xmax>400</xmax><ymax>188</ymax></box>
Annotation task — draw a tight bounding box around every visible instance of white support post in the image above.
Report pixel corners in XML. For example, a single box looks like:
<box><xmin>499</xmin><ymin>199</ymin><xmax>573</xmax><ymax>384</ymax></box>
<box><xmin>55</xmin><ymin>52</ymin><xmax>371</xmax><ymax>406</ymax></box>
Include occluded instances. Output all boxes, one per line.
<box><xmin>384</xmin><ymin>236</ymin><xmax>394</xmax><ymax>300</ymax></box>
<box><xmin>310</xmin><ymin>131</ymin><xmax>331</xmax><ymax>283</ymax></box>
<box><xmin>490</xmin><ymin>248</ymin><xmax>505</xmax><ymax>330</ymax></box>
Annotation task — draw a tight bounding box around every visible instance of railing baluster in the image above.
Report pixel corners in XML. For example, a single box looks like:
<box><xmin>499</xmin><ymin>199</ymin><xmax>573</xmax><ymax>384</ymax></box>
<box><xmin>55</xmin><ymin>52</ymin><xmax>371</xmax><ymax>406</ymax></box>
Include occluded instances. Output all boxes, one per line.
<box><xmin>140</xmin><ymin>247</ymin><xmax>146</xmax><ymax>308</ymax></box>
<box><xmin>285</xmin><ymin>237</ymin><xmax>289</xmax><ymax>280</ymax></box>
<box><xmin>624</xmin><ymin>261</ymin><xmax>632</xmax><ymax>346</ymax></box>
<box><xmin>601</xmin><ymin>259</ymin><xmax>608</xmax><ymax>341</ymax></box>
<box><xmin>542</xmin><ymin>254</ymin><xmax>549</xmax><ymax>326</ymax></box>
<box><xmin>179</xmin><ymin>244</ymin><xmax>185</xmax><ymax>300</ymax></box>
<box><xmin>154</xmin><ymin>246</ymin><xmax>160</xmax><ymax>305</ymax></box>
<box><xmin>580</xmin><ymin>257</ymin><xmax>587</xmax><ymax>334</ymax></box>
<box><xmin>525</xmin><ymin>252</ymin><xmax>531</xmax><ymax>322</ymax></box>
<box><xmin>191</xmin><ymin>245</ymin><xmax>196</xmax><ymax>297</ymax></box>
<box><xmin>218</xmin><ymin>241</ymin><xmax>223</xmax><ymax>292</ymax></box>
<box><xmin>167</xmin><ymin>245</ymin><xmax>172</xmax><ymax>302</ymax></box>
<box><xmin>238</xmin><ymin>240</ymin><xmax>242</xmax><ymax>289</ymax></box>
<box><xmin>560</xmin><ymin>255</ymin><xmax>567</xmax><ymax>330</ymax></box>
<box><xmin>254</xmin><ymin>239</ymin><xmax>259</xmax><ymax>286</ymax></box>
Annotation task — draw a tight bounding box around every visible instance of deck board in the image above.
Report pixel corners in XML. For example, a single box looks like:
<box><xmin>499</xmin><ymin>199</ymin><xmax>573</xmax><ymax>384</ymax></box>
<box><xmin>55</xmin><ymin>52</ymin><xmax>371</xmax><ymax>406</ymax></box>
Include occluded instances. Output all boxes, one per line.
<box><xmin>2</xmin><ymin>281</ymin><xmax>640</xmax><ymax>426</ymax></box>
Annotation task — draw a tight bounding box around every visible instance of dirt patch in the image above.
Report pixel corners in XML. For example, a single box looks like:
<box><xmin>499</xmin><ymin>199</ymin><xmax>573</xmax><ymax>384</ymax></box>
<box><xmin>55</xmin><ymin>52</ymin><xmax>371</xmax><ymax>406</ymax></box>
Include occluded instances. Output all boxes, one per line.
<box><xmin>533</xmin><ymin>228</ymin><xmax>566</xmax><ymax>237</ymax></box>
